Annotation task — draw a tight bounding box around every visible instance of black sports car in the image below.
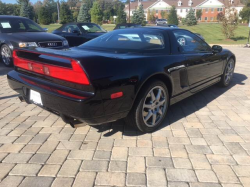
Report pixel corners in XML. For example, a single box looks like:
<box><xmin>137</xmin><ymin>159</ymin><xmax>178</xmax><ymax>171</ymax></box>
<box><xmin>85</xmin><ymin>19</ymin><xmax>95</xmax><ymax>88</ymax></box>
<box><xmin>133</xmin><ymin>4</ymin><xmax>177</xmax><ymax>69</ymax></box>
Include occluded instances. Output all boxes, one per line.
<box><xmin>114</xmin><ymin>23</ymin><xmax>141</xmax><ymax>30</ymax></box>
<box><xmin>0</xmin><ymin>16</ymin><xmax>69</xmax><ymax>67</ymax></box>
<box><xmin>7</xmin><ymin>27</ymin><xmax>235</xmax><ymax>133</ymax></box>
<box><xmin>52</xmin><ymin>22</ymin><xmax>106</xmax><ymax>47</ymax></box>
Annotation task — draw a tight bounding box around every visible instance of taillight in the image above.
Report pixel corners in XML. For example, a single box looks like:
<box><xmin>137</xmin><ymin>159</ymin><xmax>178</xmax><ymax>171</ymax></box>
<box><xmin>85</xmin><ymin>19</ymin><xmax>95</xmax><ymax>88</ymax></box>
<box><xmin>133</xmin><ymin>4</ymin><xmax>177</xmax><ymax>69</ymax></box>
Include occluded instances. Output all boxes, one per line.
<box><xmin>13</xmin><ymin>50</ymin><xmax>90</xmax><ymax>85</ymax></box>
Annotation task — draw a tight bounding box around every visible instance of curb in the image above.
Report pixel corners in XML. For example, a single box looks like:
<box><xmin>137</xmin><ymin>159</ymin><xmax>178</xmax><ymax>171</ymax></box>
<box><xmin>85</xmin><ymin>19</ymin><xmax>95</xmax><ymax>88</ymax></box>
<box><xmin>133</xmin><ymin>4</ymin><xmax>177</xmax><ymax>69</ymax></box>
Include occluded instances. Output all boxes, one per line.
<box><xmin>209</xmin><ymin>44</ymin><xmax>246</xmax><ymax>47</ymax></box>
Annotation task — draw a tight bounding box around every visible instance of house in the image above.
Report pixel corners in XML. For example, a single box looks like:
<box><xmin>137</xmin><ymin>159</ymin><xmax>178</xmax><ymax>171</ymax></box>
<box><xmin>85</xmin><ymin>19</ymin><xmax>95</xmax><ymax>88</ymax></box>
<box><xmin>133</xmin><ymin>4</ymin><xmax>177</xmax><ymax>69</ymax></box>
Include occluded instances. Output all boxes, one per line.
<box><xmin>124</xmin><ymin>0</ymin><xmax>244</xmax><ymax>22</ymax></box>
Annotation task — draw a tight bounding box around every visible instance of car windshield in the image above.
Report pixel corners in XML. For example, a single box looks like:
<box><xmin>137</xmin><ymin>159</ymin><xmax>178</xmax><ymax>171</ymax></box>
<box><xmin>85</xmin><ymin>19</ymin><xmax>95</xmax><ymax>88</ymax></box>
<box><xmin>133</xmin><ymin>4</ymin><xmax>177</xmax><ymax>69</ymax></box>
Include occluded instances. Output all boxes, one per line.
<box><xmin>79</xmin><ymin>23</ymin><xmax>106</xmax><ymax>33</ymax></box>
<box><xmin>0</xmin><ymin>18</ymin><xmax>44</xmax><ymax>33</ymax></box>
<box><xmin>78</xmin><ymin>29</ymin><xmax>165</xmax><ymax>52</ymax></box>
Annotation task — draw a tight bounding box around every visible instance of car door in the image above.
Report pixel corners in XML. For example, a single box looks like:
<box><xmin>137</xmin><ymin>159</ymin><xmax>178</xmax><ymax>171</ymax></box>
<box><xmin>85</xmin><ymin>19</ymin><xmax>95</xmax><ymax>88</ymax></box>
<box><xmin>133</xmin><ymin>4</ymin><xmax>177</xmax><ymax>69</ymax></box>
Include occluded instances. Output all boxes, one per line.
<box><xmin>172</xmin><ymin>30</ymin><xmax>223</xmax><ymax>90</ymax></box>
<box><xmin>61</xmin><ymin>24</ymin><xmax>84</xmax><ymax>47</ymax></box>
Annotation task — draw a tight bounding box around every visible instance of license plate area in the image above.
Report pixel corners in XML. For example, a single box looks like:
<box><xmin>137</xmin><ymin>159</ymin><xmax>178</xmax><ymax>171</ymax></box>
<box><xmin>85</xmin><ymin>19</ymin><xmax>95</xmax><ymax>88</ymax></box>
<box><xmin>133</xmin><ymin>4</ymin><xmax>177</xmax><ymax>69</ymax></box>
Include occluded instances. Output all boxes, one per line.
<box><xmin>29</xmin><ymin>90</ymin><xmax>43</xmax><ymax>106</ymax></box>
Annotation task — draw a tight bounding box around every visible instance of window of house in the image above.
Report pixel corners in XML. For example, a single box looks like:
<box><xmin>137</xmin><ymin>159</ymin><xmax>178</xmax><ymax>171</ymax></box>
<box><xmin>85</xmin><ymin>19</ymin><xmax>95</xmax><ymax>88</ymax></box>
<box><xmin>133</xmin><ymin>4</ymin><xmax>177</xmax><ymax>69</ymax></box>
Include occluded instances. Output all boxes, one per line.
<box><xmin>180</xmin><ymin>9</ymin><xmax>183</xmax><ymax>13</ymax></box>
<box><xmin>210</xmin><ymin>17</ymin><xmax>214</xmax><ymax>21</ymax></box>
<box><xmin>156</xmin><ymin>10</ymin><xmax>158</xmax><ymax>13</ymax></box>
<box><xmin>188</xmin><ymin>0</ymin><xmax>192</xmax><ymax>6</ymax></box>
<box><xmin>205</xmin><ymin>8</ymin><xmax>208</xmax><ymax>13</ymax></box>
<box><xmin>204</xmin><ymin>17</ymin><xmax>208</xmax><ymax>21</ymax></box>
<box><xmin>211</xmin><ymin>8</ymin><xmax>214</xmax><ymax>12</ymax></box>
<box><xmin>178</xmin><ymin>0</ymin><xmax>182</xmax><ymax>6</ymax></box>
<box><xmin>186</xmin><ymin>9</ymin><xmax>188</xmax><ymax>12</ymax></box>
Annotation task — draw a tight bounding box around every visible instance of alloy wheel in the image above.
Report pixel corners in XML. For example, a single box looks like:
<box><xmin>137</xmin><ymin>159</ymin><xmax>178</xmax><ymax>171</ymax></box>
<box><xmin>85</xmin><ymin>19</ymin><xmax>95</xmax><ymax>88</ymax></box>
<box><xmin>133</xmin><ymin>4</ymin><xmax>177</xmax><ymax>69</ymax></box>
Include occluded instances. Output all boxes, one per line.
<box><xmin>1</xmin><ymin>46</ymin><xmax>11</xmax><ymax>66</ymax></box>
<box><xmin>142</xmin><ymin>86</ymin><xmax>167</xmax><ymax>127</ymax></box>
<box><xmin>224</xmin><ymin>59</ymin><xmax>235</xmax><ymax>84</ymax></box>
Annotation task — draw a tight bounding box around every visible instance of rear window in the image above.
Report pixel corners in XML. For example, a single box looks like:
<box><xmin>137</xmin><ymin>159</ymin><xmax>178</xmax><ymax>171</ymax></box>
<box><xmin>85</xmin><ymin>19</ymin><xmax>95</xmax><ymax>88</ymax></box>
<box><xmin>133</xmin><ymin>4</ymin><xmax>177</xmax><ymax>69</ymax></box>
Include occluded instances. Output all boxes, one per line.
<box><xmin>79</xmin><ymin>29</ymin><xmax>165</xmax><ymax>52</ymax></box>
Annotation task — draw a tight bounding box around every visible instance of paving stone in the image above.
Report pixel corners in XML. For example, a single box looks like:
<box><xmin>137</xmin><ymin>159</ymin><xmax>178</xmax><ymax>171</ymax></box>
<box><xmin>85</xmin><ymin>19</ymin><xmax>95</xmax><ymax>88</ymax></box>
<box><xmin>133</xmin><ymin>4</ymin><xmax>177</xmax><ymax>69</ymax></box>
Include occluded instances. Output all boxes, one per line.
<box><xmin>212</xmin><ymin>165</ymin><xmax>239</xmax><ymax>183</ymax></box>
<box><xmin>0</xmin><ymin>144</ymin><xmax>24</xmax><ymax>153</ymax></box>
<box><xmin>19</xmin><ymin>177</ymin><xmax>54</xmax><ymax>187</ymax></box>
<box><xmin>57</xmin><ymin>141</ymin><xmax>82</xmax><ymax>150</ymax></box>
<box><xmin>168</xmin><ymin>137</ymin><xmax>191</xmax><ymax>145</ymax></box>
<box><xmin>8</xmin><ymin>129</ymin><xmax>26</xmax><ymax>136</ymax></box>
<box><xmin>57</xmin><ymin>160</ymin><xmax>81</xmax><ymax>177</ymax></box>
<box><xmin>3</xmin><ymin>153</ymin><xmax>33</xmax><ymax>163</ymax></box>
<box><xmin>225</xmin><ymin>143</ymin><xmax>248</xmax><ymax>155</ymax></box>
<box><xmin>190</xmin><ymin>183</ymin><xmax>222</xmax><ymax>187</ymax></box>
<box><xmin>21</xmin><ymin>144</ymin><xmax>40</xmax><ymax>153</ymax></box>
<box><xmin>0</xmin><ymin>153</ymin><xmax>7</xmax><ymax>162</ymax></box>
<box><xmin>108</xmin><ymin>161</ymin><xmax>127</xmax><ymax>172</ymax></box>
<box><xmin>48</xmin><ymin>134</ymin><xmax>71</xmax><ymax>141</ymax></box>
<box><xmin>69</xmin><ymin>134</ymin><xmax>86</xmax><ymax>141</ymax></box>
<box><xmin>210</xmin><ymin>146</ymin><xmax>230</xmax><ymax>155</ymax></box>
<box><xmin>218</xmin><ymin>135</ymin><xmax>244</xmax><ymax>143</ymax></box>
<box><xmin>73</xmin><ymin>172</ymin><xmax>96</xmax><ymax>187</ymax></box>
<box><xmin>80</xmin><ymin>141</ymin><xmax>97</xmax><ymax>150</ymax></box>
<box><xmin>80</xmin><ymin>160</ymin><xmax>109</xmax><ymax>172</ymax></box>
<box><xmin>14</xmin><ymin>136</ymin><xmax>33</xmax><ymax>144</ymax></box>
<box><xmin>37</xmin><ymin>141</ymin><xmax>59</xmax><ymax>154</ymax></box>
<box><xmin>137</xmin><ymin>139</ymin><xmax>153</xmax><ymax>147</ymax></box>
<box><xmin>195</xmin><ymin>170</ymin><xmax>218</xmax><ymax>183</ymax></box>
<box><xmin>114</xmin><ymin>139</ymin><xmax>136</xmax><ymax>147</ymax></box>
<box><xmin>173</xmin><ymin>158</ymin><xmax>192</xmax><ymax>169</ymax></box>
<box><xmin>95</xmin><ymin>172</ymin><xmax>125</xmax><ymax>186</ymax></box>
<box><xmin>46</xmin><ymin>150</ymin><xmax>69</xmax><ymax>164</ymax></box>
<box><xmin>22</xmin><ymin>127</ymin><xmax>41</xmax><ymax>136</ymax></box>
<box><xmin>129</xmin><ymin>147</ymin><xmax>153</xmax><ymax>156</ymax></box>
<box><xmin>94</xmin><ymin>150</ymin><xmax>111</xmax><ymax>160</ymax></box>
<box><xmin>126</xmin><ymin>173</ymin><xmax>146</xmax><ymax>186</ymax></box>
<box><xmin>233</xmin><ymin>155</ymin><xmax>250</xmax><ymax>165</ymax></box>
<box><xmin>189</xmin><ymin>154</ymin><xmax>211</xmax><ymax>169</ymax></box>
<box><xmin>0</xmin><ymin>163</ymin><xmax>15</xmax><ymax>180</ymax></box>
<box><xmin>168</xmin><ymin>182</ymin><xmax>189</xmax><ymax>187</ymax></box>
<box><xmin>169</xmin><ymin>145</ymin><xmax>188</xmax><ymax>158</ymax></box>
<box><xmin>85</xmin><ymin>131</ymin><xmax>101</xmax><ymax>142</ymax></box>
<box><xmin>111</xmin><ymin>147</ymin><xmax>128</xmax><ymax>161</ymax></box>
<box><xmin>153</xmin><ymin>148</ymin><xmax>171</xmax><ymax>157</ymax></box>
<box><xmin>68</xmin><ymin>150</ymin><xmax>94</xmax><ymax>160</ymax></box>
<box><xmin>203</xmin><ymin>135</ymin><xmax>223</xmax><ymax>146</ymax></box>
<box><xmin>232</xmin><ymin>165</ymin><xmax>250</xmax><ymax>177</ymax></box>
<box><xmin>38</xmin><ymin>165</ymin><xmax>61</xmax><ymax>177</ymax></box>
<box><xmin>51</xmin><ymin>178</ymin><xmax>74</xmax><ymax>187</ymax></box>
<box><xmin>239</xmin><ymin>177</ymin><xmax>250</xmax><ymax>187</ymax></box>
<box><xmin>0</xmin><ymin>136</ymin><xmax>18</xmax><ymax>143</ymax></box>
<box><xmin>97</xmin><ymin>139</ymin><xmax>114</xmax><ymax>151</ymax></box>
<box><xmin>29</xmin><ymin>153</ymin><xmax>50</xmax><ymax>164</ymax></box>
<box><xmin>147</xmin><ymin>168</ymin><xmax>167</xmax><ymax>186</ymax></box>
<box><xmin>0</xmin><ymin>176</ymin><xmax>23</xmax><ymax>187</ymax></box>
<box><xmin>10</xmin><ymin>164</ymin><xmax>42</xmax><ymax>176</ymax></box>
<box><xmin>166</xmin><ymin>169</ymin><xmax>197</xmax><ymax>182</ymax></box>
<box><xmin>146</xmin><ymin>157</ymin><xmax>173</xmax><ymax>168</ymax></box>
<box><xmin>152</xmin><ymin>136</ymin><xmax>168</xmax><ymax>148</ymax></box>
<box><xmin>206</xmin><ymin>154</ymin><xmax>236</xmax><ymax>165</ymax></box>
<box><xmin>186</xmin><ymin>145</ymin><xmax>212</xmax><ymax>154</ymax></box>
<box><xmin>127</xmin><ymin>157</ymin><xmax>145</xmax><ymax>173</ymax></box>
<box><xmin>190</xmin><ymin>138</ymin><xmax>207</xmax><ymax>145</ymax></box>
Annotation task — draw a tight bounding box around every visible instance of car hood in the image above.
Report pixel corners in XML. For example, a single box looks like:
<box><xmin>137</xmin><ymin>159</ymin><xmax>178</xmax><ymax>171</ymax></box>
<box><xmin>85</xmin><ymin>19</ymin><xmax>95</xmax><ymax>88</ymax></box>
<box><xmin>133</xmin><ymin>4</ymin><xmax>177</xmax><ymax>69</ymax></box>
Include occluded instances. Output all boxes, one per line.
<box><xmin>86</xmin><ymin>32</ymin><xmax>105</xmax><ymax>38</ymax></box>
<box><xmin>5</xmin><ymin>32</ymin><xmax>64</xmax><ymax>42</ymax></box>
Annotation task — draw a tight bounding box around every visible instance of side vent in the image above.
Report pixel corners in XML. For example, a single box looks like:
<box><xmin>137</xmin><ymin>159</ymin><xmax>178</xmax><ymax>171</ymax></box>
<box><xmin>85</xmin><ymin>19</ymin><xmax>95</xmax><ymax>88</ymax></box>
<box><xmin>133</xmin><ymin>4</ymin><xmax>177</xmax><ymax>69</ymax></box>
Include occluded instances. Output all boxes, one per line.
<box><xmin>179</xmin><ymin>69</ymin><xmax>189</xmax><ymax>88</ymax></box>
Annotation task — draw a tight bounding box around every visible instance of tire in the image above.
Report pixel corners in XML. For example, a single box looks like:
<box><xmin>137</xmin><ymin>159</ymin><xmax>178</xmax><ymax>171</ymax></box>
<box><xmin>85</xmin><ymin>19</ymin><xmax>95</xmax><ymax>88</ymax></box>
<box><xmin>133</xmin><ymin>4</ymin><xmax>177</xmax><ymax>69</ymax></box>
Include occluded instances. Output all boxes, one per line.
<box><xmin>1</xmin><ymin>44</ymin><xmax>13</xmax><ymax>67</ymax></box>
<box><xmin>219</xmin><ymin>58</ymin><xmax>235</xmax><ymax>87</ymax></box>
<box><xmin>125</xmin><ymin>79</ymin><xmax>169</xmax><ymax>133</ymax></box>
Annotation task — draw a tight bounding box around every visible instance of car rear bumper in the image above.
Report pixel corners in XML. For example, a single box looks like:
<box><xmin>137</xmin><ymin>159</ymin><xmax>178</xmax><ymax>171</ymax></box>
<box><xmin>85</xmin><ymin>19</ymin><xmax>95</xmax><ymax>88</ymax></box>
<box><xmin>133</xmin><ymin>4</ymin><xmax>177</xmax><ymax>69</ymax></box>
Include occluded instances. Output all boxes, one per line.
<box><xmin>7</xmin><ymin>70</ymin><xmax>128</xmax><ymax>125</ymax></box>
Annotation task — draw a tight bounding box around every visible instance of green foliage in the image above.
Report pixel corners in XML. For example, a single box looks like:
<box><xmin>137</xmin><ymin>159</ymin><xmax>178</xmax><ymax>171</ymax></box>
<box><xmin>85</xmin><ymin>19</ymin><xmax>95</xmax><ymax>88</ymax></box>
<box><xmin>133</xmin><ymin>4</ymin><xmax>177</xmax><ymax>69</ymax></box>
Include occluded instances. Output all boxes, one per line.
<box><xmin>52</xmin><ymin>12</ymin><xmax>58</xmax><ymax>23</ymax></box>
<box><xmin>239</xmin><ymin>5</ymin><xmax>250</xmax><ymax>23</ymax></box>
<box><xmin>38</xmin><ymin>6</ymin><xmax>51</xmax><ymax>25</ymax></box>
<box><xmin>91</xmin><ymin>1</ymin><xmax>103</xmax><ymax>25</ymax></box>
<box><xmin>78</xmin><ymin>3</ymin><xmax>91</xmax><ymax>22</ymax></box>
<box><xmin>185</xmin><ymin>8</ymin><xmax>197</xmax><ymax>26</ymax></box>
<box><xmin>0</xmin><ymin>1</ymin><xmax>20</xmax><ymax>16</ymax></box>
<box><xmin>148</xmin><ymin>9</ymin><xmax>157</xmax><ymax>23</ymax></box>
<box><xmin>160</xmin><ymin>10</ymin><xmax>168</xmax><ymax>19</ymax></box>
<box><xmin>60</xmin><ymin>2</ymin><xmax>73</xmax><ymax>24</ymax></box>
<box><xmin>116</xmin><ymin>7</ymin><xmax>126</xmax><ymax>24</ymax></box>
<box><xmin>221</xmin><ymin>8</ymin><xmax>238</xmax><ymax>39</ymax></box>
<box><xmin>73</xmin><ymin>10</ymin><xmax>79</xmax><ymax>22</ymax></box>
<box><xmin>181</xmin><ymin>18</ymin><xmax>186</xmax><ymax>25</ymax></box>
<box><xmin>20</xmin><ymin>1</ymin><xmax>30</xmax><ymax>18</ymax></box>
<box><xmin>168</xmin><ymin>6</ymin><xmax>178</xmax><ymax>25</ymax></box>
<box><xmin>196</xmin><ymin>9</ymin><xmax>202</xmax><ymax>20</ymax></box>
<box><xmin>132</xmin><ymin>4</ymin><xmax>145</xmax><ymax>25</ymax></box>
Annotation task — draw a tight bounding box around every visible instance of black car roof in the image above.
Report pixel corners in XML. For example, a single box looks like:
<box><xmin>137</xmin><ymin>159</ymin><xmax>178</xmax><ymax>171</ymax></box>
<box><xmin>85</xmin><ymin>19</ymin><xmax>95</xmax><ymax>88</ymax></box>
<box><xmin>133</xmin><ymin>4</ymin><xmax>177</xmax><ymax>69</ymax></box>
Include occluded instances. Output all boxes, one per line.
<box><xmin>0</xmin><ymin>15</ymin><xmax>29</xmax><ymax>19</ymax></box>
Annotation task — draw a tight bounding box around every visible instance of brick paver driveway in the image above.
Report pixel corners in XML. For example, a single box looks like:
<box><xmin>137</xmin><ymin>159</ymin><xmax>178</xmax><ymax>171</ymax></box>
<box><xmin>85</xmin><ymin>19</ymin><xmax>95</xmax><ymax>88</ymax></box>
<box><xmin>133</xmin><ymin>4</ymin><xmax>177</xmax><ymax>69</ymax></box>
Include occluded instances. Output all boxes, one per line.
<box><xmin>0</xmin><ymin>47</ymin><xmax>250</xmax><ymax>187</ymax></box>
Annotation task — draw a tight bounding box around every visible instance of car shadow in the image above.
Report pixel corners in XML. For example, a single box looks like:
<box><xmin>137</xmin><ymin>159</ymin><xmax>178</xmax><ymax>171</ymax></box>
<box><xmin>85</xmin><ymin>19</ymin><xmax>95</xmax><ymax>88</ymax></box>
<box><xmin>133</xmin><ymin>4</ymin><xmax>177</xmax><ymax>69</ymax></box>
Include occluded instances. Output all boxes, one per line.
<box><xmin>90</xmin><ymin>73</ymin><xmax>247</xmax><ymax>136</ymax></box>
<box><xmin>0</xmin><ymin>62</ymin><xmax>12</xmax><ymax>76</ymax></box>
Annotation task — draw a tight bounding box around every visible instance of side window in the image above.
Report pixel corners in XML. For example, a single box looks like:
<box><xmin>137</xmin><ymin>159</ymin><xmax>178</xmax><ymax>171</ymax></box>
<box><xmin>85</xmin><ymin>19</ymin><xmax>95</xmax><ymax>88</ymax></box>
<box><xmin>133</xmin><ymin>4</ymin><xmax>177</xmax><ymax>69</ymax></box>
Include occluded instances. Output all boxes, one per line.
<box><xmin>172</xmin><ymin>30</ymin><xmax>211</xmax><ymax>53</ymax></box>
<box><xmin>62</xmin><ymin>25</ymin><xmax>80</xmax><ymax>33</ymax></box>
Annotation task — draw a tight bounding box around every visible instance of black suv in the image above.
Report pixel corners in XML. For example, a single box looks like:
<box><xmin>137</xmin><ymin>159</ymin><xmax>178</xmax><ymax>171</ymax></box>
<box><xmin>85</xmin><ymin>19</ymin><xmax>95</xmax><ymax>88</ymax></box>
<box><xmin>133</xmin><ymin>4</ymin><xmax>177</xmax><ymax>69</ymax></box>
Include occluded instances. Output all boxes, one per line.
<box><xmin>0</xmin><ymin>16</ymin><xmax>69</xmax><ymax>67</ymax></box>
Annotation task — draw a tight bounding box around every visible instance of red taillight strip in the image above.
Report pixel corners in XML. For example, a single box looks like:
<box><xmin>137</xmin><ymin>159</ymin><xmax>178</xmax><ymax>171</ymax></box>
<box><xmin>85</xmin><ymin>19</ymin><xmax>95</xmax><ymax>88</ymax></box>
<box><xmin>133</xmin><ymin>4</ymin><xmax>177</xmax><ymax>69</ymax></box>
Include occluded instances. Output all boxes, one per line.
<box><xmin>21</xmin><ymin>77</ymin><xmax>87</xmax><ymax>100</ymax></box>
<box><xmin>13</xmin><ymin>50</ymin><xmax>90</xmax><ymax>85</ymax></box>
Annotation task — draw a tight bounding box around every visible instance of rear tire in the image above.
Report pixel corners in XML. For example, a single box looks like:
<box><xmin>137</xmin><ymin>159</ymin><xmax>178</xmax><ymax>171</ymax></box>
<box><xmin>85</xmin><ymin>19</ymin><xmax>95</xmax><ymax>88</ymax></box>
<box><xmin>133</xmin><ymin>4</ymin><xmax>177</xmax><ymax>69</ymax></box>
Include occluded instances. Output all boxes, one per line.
<box><xmin>1</xmin><ymin>44</ymin><xmax>13</xmax><ymax>67</ymax></box>
<box><xmin>125</xmin><ymin>79</ymin><xmax>169</xmax><ymax>133</ymax></box>
<box><xmin>219</xmin><ymin>58</ymin><xmax>235</xmax><ymax>87</ymax></box>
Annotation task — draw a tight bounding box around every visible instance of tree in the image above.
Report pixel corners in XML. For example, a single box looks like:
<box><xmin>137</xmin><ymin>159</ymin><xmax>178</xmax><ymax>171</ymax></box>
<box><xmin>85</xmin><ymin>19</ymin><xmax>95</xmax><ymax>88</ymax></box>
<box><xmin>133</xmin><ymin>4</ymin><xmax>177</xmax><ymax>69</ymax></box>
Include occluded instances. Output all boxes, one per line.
<box><xmin>38</xmin><ymin>6</ymin><xmax>51</xmax><ymax>24</ymax></box>
<box><xmin>60</xmin><ymin>2</ymin><xmax>73</xmax><ymax>24</ymax></box>
<box><xmin>185</xmin><ymin>8</ymin><xmax>197</xmax><ymax>26</ymax></box>
<box><xmin>168</xmin><ymin>6</ymin><xmax>178</xmax><ymax>25</ymax></box>
<box><xmin>77</xmin><ymin>3</ymin><xmax>91</xmax><ymax>22</ymax></box>
<box><xmin>217</xmin><ymin>12</ymin><xmax>224</xmax><ymax>22</ymax></box>
<box><xmin>196</xmin><ymin>9</ymin><xmax>202</xmax><ymax>20</ymax></box>
<box><xmin>116</xmin><ymin>7</ymin><xmax>126</xmax><ymax>24</ymax></box>
<box><xmin>160</xmin><ymin>10</ymin><xmax>168</xmax><ymax>19</ymax></box>
<box><xmin>239</xmin><ymin>2</ymin><xmax>250</xmax><ymax>23</ymax></box>
<box><xmin>20</xmin><ymin>0</ymin><xmax>30</xmax><ymax>18</ymax></box>
<box><xmin>147</xmin><ymin>9</ymin><xmax>150</xmax><ymax>22</ymax></box>
<box><xmin>73</xmin><ymin>10</ymin><xmax>79</xmax><ymax>22</ymax></box>
<box><xmin>90</xmin><ymin>1</ymin><xmax>103</xmax><ymax>25</ymax></box>
<box><xmin>0</xmin><ymin>1</ymin><xmax>6</xmax><ymax>15</ymax></box>
<box><xmin>132</xmin><ymin>4</ymin><xmax>145</xmax><ymax>25</ymax></box>
<box><xmin>67</xmin><ymin>0</ymin><xmax>78</xmax><ymax>9</ymax></box>
<box><xmin>220</xmin><ymin>7</ymin><xmax>238</xmax><ymax>39</ymax></box>
<box><xmin>52</xmin><ymin>12</ymin><xmax>58</xmax><ymax>23</ymax></box>
<box><xmin>149</xmin><ymin>9</ymin><xmax>157</xmax><ymax>23</ymax></box>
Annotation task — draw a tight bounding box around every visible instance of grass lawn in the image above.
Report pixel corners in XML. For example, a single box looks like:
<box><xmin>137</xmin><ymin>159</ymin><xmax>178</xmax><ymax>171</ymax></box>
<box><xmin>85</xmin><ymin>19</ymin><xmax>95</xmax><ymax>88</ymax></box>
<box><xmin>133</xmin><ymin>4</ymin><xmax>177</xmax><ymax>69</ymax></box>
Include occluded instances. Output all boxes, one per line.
<box><xmin>40</xmin><ymin>23</ymin><xmax>249</xmax><ymax>45</ymax></box>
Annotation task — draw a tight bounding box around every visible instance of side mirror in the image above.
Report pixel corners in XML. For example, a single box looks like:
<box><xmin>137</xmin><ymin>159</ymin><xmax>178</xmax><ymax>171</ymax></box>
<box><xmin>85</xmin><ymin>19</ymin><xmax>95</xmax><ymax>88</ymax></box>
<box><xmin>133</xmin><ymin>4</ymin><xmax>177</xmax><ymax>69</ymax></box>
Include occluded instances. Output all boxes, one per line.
<box><xmin>72</xmin><ymin>30</ymin><xmax>80</xmax><ymax>34</ymax></box>
<box><xmin>212</xmin><ymin>45</ymin><xmax>223</xmax><ymax>53</ymax></box>
<box><xmin>43</xmin><ymin>28</ymin><xmax>48</xmax><ymax>32</ymax></box>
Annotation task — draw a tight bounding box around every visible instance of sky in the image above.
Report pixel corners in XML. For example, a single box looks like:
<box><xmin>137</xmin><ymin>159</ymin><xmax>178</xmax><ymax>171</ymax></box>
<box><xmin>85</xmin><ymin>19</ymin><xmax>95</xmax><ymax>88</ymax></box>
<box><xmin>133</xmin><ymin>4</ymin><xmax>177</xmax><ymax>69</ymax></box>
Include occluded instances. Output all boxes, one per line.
<box><xmin>2</xmin><ymin>0</ymin><xmax>38</xmax><ymax>4</ymax></box>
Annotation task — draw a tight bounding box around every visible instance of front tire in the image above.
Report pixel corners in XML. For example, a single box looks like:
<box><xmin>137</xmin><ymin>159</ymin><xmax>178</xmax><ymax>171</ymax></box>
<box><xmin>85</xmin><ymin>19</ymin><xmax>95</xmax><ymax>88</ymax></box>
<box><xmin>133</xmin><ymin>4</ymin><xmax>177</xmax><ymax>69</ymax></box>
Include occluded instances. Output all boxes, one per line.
<box><xmin>125</xmin><ymin>79</ymin><xmax>169</xmax><ymax>133</ymax></box>
<box><xmin>219</xmin><ymin>58</ymin><xmax>235</xmax><ymax>87</ymax></box>
<box><xmin>1</xmin><ymin>44</ymin><xmax>13</xmax><ymax>67</ymax></box>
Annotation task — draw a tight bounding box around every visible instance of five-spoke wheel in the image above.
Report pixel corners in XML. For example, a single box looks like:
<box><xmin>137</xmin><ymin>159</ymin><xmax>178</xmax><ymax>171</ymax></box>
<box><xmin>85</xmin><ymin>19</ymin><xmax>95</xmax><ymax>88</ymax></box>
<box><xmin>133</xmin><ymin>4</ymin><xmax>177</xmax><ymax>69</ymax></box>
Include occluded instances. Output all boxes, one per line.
<box><xmin>1</xmin><ymin>44</ymin><xmax>13</xmax><ymax>67</ymax></box>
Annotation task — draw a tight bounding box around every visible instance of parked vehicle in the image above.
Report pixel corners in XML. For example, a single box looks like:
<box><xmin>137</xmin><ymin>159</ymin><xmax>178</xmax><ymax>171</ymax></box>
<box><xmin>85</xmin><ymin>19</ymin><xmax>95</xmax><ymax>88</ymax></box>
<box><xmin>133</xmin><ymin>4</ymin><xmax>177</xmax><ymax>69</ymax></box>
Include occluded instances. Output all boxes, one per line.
<box><xmin>8</xmin><ymin>27</ymin><xmax>235</xmax><ymax>133</ymax></box>
<box><xmin>168</xmin><ymin>24</ymin><xmax>178</xmax><ymax>28</ymax></box>
<box><xmin>156</xmin><ymin>19</ymin><xmax>167</xmax><ymax>26</ymax></box>
<box><xmin>52</xmin><ymin>22</ymin><xmax>106</xmax><ymax>47</ymax></box>
<box><xmin>114</xmin><ymin>23</ymin><xmax>141</xmax><ymax>30</ymax></box>
<box><xmin>0</xmin><ymin>16</ymin><xmax>69</xmax><ymax>67</ymax></box>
